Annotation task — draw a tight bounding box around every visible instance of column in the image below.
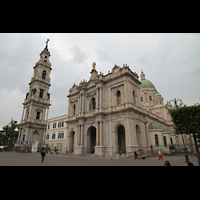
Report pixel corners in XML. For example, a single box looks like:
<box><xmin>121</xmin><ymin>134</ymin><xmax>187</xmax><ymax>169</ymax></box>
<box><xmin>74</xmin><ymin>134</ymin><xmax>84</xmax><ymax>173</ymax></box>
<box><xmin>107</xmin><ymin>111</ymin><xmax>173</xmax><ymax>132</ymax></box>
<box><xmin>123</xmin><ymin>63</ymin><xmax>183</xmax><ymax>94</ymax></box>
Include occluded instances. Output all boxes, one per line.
<box><xmin>25</xmin><ymin>127</ymin><xmax>29</xmax><ymax>141</ymax></box>
<box><xmin>109</xmin><ymin>88</ymin><xmax>111</xmax><ymax>108</ymax></box>
<box><xmin>81</xmin><ymin>125</ymin><xmax>84</xmax><ymax>146</ymax></box>
<box><xmin>46</xmin><ymin>108</ymin><xmax>49</xmax><ymax>121</ymax></box>
<box><xmin>121</xmin><ymin>86</ymin><xmax>124</xmax><ymax>105</ymax></box>
<box><xmin>82</xmin><ymin>94</ymin><xmax>85</xmax><ymax>112</ymax></box>
<box><xmin>42</xmin><ymin>108</ymin><xmax>46</xmax><ymax>121</ymax></box>
<box><xmin>100</xmin><ymin>87</ymin><xmax>102</xmax><ymax>107</ymax></box>
<box><xmin>21</xmin><ymin>107</ymin><xmax>25</xmax><ymax>120</ymax></box>
<box><xmin>100</xmin><ymin>121</ymin><xmax>103</xmax><ymax>146</ymax></box>
<box><xmin>96</xmin><ymin>122</ymin><xmax>99</xmax><ymax>146</ymax></box>
<box><xmin>145</xmin><ymin>122</ymin><xmax>150</xmax><ymax>147</ymax></box>
<box><xmin>132</xmin><ymin>119</ymin><xmax>137</xmax><ymax>145</ymax></box>
<box><xmin>29</xmin><ymin>104</ymin><xmax>33</xmax><ymax>119</ymax></box>
<box><xmin>79</xmin><ymin>95</ymin><xmax>82</xmax><ymax>112</ymax></box>
<box><xmin>17</xmin><ymin>128</ymin><xmax>22</xmax><ymax>143</ymax></box>
<box><xmin>96</xmin><ymin>88</ymin><xmax>99</xmax><ymax>108</ymax></box>
<box><xmin>126</xmin><ymin>118</ymin><xmax>131</xmax><ymax>146</ymax></box>
<box><xmin>78</xmin><ymin>125</ymin><xmax>81</xmax><ymax>146</ymax></box>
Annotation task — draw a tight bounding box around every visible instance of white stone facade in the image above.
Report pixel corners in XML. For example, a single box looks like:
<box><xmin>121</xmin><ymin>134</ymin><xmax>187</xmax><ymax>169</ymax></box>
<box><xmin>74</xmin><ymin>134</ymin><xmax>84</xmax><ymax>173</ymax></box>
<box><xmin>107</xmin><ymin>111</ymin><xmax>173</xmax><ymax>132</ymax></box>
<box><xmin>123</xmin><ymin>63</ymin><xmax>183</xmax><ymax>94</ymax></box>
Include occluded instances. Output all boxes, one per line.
<box><xmin>63</xmin><ymin>63</ymin><xmax>191</xmax><ymax>157</ymax></box>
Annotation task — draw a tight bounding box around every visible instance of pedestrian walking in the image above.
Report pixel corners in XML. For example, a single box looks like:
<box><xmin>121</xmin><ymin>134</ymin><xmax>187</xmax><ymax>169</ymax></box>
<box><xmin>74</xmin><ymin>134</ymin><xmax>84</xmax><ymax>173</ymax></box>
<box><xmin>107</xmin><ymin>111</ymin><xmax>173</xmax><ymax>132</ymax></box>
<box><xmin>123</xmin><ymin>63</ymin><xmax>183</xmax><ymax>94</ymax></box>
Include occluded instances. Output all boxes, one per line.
<box><xmin>134</xmin><ymin>151</ymin><xmax>137</xmax><ymax>160</ymax></box>
<box><xmin>41</xmin><ymin>150</ymin><xmax>45</xmax><ymax>164</ymax></box>
<box><xmin>158</xmin><ymin>150</ymin><xmax>163</xmax><ymax>161</ymax></box>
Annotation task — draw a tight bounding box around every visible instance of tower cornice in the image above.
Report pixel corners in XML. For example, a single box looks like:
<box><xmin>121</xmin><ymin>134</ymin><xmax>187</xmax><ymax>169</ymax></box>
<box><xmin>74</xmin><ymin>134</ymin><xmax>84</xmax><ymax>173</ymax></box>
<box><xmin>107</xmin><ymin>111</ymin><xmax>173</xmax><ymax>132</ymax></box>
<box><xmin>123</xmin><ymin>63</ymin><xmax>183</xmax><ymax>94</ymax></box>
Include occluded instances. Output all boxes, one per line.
<box><xmin>29</xmin><ymin>77</ymin><xmax>51</xmax><ymax>87</ymax></box>
<box><xmin>34</xmin><ymin>60</ymin><xmax>52</xmax><ymax>70</ymax></box>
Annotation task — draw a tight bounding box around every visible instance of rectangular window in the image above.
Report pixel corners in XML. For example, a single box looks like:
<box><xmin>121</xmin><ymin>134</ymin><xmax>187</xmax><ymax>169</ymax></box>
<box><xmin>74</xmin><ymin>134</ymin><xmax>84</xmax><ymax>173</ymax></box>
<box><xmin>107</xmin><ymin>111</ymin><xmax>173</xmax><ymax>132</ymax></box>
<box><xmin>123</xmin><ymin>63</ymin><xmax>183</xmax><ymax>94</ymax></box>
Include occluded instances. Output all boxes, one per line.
<box><xmin>48</xmin><ymin>124</ymin><xmax>50</xmax><ymax>129</ymax></box>
<box><xmin>62</xmin><ymin>122</ymin><xmax>64</xmax><ymax>127</ymax></box>
<box><xmin>42</xmin><ymin>70</ymin><xmax>46</xmax><ymax>79</ymax></box>
<box><xmin>52</xmin><ymin>134</ymin><xmax>55</xmax><ymax>139</ymax></box>
<box><xmin>149</xmin><ymin>96</ymin><xmax>152</xmax><ymax>101</ymax></box>
<box><xmin>159</xmin><ymin>100</ymin><xmax>162</xmax><ymax>104</ymax></box>
<box><xmin>141</xmin><ymin>97</ymin><xmax>143</xmax><ymax>102</ymax></box>
<box><xmin>39</xmin><ymin>89</ymin><xmax>44</xmax><ymax>98</ymax></box>
<box><xmin>46</xmin><ymin>135</ymin><xmax>49</xmax><ymax>140</ymax></box>
<box><xmin>58</xmin><ymin>133</ymin><xmax>64</xmax><ymax>139</ymax></box>
<box><xmin>36</xmin><ymin>112</ymin><xmax>40</xmax><ymax>119</ymax></box>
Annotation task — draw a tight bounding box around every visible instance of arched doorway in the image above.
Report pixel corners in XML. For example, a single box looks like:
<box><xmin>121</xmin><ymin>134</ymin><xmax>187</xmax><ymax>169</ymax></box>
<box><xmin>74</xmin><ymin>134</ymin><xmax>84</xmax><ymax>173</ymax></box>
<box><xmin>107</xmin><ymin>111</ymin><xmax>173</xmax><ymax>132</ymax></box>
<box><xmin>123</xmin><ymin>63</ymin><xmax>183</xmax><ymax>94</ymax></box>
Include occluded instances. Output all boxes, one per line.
<box><xmin>87</xmin><ymin>126</ymin><xmax>96</xmax><ymax>154</ymax></box>
<box><xmin>32</xmin><ymin>130</ymin><xmax>39</xmax><ymax>143</ymax></box>
<box><xmin>117</xmin><ymin>125</ymin><xmax>126</xmax><ymax>154</ymax></box>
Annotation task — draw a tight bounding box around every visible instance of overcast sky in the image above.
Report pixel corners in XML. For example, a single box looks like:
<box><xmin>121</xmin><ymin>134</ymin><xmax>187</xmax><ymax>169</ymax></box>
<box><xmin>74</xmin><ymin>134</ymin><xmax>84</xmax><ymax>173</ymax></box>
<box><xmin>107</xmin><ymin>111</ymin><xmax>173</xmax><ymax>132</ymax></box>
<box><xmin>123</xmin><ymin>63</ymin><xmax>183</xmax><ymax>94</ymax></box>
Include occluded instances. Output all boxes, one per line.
<box><xmin>0</xmin><ymin>33</ymin><xmax>200</xmax><ymax>129</ymax></box>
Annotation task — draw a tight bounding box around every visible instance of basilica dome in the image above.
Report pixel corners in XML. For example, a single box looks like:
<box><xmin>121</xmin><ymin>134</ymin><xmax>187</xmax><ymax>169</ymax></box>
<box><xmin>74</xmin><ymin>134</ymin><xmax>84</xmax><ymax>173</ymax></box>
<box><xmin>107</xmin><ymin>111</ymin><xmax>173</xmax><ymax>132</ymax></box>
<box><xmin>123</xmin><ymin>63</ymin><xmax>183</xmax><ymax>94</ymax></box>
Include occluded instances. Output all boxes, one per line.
<box><xmin>140</xmin><ymin>79</ymin><xmax>156</xmax><ymax>89</ymax></box>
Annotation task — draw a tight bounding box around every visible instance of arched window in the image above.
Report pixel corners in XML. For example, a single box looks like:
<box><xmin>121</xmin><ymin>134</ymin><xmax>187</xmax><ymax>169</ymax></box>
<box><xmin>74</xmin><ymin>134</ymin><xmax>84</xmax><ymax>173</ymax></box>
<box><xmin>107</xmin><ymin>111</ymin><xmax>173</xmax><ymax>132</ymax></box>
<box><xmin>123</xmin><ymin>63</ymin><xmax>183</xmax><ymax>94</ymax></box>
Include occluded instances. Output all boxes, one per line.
<box><xmin>42</xmin><ymin>70</ymin><xmax>46</xmax><ymax>79</ymax></box>
<box><xmin>163</xmin><ymin>136</ymin><xmax>167</xmax><ymax>146</ymax></box>
<box><xmin>92</xmin><ymin>98</ymin><xmax>96</xmax><ymax>110</ymax></box>
<box><xmin>155</xmin><ymin>134</ymin><xmax>159</xmax><ymax>146</ymax></box>
<box><xmin>73</xmin><ymin>104</ymin><xmax>76</xmax><ymax>115</ymax></box>
<box><xmin>117</xmin><ymin>91</ymin><xmax>121</xmax><ymax>105</ymax></box>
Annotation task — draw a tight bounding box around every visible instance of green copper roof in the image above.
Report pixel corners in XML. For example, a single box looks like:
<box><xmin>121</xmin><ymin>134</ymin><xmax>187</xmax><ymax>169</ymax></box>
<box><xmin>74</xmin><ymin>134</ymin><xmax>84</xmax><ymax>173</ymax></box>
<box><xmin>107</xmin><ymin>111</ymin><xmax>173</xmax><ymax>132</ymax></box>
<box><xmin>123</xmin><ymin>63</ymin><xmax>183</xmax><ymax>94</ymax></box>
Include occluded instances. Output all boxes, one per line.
<box><xmin>140</xmin><ymin>79</ymin><xmax>156</xmax><ymax>89</ymax></box>
<box><xmin>148</xmin><ymin>123</ymin><xmax>174</xmax><ymax>134</ymax></box>
<box><xmin>153</xmin><ymin>92</ymin><xmax>161</xmax><ymax>97</ymax></box>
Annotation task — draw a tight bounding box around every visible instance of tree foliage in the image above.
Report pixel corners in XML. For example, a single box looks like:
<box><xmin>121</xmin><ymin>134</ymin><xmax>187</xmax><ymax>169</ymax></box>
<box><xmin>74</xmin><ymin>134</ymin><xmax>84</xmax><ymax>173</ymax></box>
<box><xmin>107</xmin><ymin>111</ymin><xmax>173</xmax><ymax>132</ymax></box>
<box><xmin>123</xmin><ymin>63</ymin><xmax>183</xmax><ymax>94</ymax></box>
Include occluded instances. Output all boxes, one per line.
<box><xmin>169</xmin><ymin>104</ymin><xmax>200</xmax><ymax>135</ymax></box>
<box><xmin>0</xmin><ymin>119</ymin><xmax>19</xmax><ymax>146</ymax></box>
<box><xmin>169</xmin><ymin>104</ymin><xmax>200</xmax><ymax>165</ymax></box>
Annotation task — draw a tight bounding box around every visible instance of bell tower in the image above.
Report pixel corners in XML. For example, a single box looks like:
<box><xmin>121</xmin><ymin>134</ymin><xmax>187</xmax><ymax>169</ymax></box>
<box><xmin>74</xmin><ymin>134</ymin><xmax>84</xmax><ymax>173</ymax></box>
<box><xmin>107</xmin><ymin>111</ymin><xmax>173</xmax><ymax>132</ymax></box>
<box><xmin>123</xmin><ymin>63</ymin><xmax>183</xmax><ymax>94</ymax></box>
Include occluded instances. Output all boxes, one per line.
<box><xmin>17</xmin><ymin>39</ymin><xmax>52</xmax><ymax>148</ymax></box>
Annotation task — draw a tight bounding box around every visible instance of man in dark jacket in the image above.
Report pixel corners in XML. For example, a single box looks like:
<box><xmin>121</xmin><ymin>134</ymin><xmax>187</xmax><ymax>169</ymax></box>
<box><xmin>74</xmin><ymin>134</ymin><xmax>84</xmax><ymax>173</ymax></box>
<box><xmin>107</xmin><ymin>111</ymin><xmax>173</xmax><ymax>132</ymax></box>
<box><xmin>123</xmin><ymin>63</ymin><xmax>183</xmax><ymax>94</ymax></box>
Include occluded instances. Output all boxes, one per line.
<box><xmin>41</xmin><ymin>150</ymin><xmax>45</xmax><ymax>164</ymax></box>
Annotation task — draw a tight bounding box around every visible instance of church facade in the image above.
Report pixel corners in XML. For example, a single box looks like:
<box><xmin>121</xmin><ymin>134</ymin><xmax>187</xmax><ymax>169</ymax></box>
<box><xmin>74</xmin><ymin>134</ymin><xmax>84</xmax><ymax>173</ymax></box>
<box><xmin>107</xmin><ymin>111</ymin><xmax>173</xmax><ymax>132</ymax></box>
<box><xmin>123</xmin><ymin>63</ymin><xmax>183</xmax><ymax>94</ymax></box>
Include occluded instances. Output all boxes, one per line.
<box><xmin>60</xmin><ymin>62</ymin><xmax>184</xmax><ymax>157</ymax></box>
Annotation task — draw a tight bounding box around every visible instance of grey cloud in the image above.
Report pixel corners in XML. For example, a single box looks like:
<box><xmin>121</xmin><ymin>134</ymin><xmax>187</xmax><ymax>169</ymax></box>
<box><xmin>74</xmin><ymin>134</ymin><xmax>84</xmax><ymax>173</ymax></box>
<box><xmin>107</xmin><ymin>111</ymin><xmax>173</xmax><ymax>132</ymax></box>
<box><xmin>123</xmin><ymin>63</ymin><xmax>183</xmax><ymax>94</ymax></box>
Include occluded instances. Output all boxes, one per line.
<box><xmin>70</xmin><ymin>45</ymin><xmax>88</xmax><ymax>64</ymax></box>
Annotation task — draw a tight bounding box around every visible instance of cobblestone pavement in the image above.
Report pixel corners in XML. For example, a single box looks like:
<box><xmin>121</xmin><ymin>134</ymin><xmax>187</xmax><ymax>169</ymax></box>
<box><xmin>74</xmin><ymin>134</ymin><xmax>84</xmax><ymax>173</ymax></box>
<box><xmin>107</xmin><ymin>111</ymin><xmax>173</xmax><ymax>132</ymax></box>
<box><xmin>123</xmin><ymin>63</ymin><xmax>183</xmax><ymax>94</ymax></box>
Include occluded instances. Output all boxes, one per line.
<box><xmin>0</xmin><ymin>152</ymin><xmax>198</xmax><ymax>166</ymax></box>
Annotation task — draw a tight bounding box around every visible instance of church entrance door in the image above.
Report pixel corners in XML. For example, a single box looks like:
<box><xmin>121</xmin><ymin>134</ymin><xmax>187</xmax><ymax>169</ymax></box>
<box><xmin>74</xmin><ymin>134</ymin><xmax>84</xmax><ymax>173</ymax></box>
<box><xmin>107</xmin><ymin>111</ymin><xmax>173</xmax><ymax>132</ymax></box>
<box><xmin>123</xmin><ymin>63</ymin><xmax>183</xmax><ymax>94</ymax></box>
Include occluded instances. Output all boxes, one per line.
<box><xmin>88</xmin><ymin>126</ymin><xmax>96</xmax><ymax>154</ymax></box>
<box><xmin>117</xmin><ymin>125</ymin><xmax>126</xmax><ymax>154</ymax></box>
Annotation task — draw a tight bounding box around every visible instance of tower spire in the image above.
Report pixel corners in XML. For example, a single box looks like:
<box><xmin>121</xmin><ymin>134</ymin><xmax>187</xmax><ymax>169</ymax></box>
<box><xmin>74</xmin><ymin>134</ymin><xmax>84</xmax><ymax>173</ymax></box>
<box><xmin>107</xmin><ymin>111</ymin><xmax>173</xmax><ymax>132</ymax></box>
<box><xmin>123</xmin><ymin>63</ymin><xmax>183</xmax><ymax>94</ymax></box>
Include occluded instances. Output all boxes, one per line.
<box><xmin>45</xmin><ymin>39</ymin><xmax>49</xmax><ymax>49</ymax></box>
<box><xmin>40</xmin><ymin>39</ymin><xmax>50</xmax><ymax>56</ymax></box>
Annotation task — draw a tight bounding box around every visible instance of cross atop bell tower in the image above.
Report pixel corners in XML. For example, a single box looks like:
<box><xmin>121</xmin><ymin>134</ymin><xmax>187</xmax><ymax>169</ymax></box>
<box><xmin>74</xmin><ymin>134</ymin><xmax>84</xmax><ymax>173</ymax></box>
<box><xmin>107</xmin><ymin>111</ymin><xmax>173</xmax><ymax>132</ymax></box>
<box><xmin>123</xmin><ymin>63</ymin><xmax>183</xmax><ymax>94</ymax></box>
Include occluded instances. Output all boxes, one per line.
<box><xmin>17</xmin><ymin>40</ymin><xmax>52</xmax><ymax>149</ymax></box>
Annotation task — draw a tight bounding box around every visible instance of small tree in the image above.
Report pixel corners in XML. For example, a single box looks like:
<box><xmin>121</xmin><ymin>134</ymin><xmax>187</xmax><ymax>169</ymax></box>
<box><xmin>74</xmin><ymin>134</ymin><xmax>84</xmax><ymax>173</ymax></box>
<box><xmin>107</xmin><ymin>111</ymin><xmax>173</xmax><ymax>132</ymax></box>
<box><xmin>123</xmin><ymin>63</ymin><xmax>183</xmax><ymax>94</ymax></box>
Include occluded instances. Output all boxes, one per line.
<box><xmin>1</xmin><ymin>119</ymin><xmax>19</xmax><ymax>146</ymax></box>
<box><xmin>169</xmin><ymin>104</ymin><xmax>200</xmax><ymax>166</ymax></box>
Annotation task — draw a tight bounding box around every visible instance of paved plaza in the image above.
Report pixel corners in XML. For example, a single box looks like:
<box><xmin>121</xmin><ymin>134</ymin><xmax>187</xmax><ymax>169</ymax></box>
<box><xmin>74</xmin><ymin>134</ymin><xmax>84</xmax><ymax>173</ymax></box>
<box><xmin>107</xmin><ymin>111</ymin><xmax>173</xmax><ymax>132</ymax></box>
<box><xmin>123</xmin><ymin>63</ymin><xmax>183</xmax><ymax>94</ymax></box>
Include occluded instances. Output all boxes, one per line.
<box><xmin>0</xmin><ymin>152</ymin><xmax>198</xmax><ymax>166</ymax></box>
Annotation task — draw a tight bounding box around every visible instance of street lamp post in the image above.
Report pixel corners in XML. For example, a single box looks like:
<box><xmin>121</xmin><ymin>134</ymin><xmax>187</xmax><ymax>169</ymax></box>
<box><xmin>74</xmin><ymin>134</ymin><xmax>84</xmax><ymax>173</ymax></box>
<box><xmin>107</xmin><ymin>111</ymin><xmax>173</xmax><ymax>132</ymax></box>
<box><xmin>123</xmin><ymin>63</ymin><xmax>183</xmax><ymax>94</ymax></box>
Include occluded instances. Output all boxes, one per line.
<box><xmin>170</xmin><ymin>98</ymin><xmax>189</xmax><ymax>163</ymax></box>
